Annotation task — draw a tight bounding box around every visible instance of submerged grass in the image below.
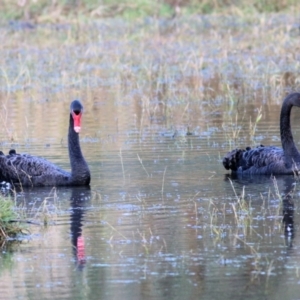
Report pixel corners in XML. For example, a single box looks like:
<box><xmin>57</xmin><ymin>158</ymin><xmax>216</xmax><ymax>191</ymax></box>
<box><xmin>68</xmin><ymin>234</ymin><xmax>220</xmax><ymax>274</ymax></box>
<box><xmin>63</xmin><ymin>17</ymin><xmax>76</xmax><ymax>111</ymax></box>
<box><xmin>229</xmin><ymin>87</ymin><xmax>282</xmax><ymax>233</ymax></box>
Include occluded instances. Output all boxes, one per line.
<box><xmin>25</xmin><ymin>187</ymin><xmax>61</xmax><ymax>227</ymax></box>
<box><xmin>206</xmin><ymin>176</ymin><xmax>291</xmax><ymax>243</ymax></box>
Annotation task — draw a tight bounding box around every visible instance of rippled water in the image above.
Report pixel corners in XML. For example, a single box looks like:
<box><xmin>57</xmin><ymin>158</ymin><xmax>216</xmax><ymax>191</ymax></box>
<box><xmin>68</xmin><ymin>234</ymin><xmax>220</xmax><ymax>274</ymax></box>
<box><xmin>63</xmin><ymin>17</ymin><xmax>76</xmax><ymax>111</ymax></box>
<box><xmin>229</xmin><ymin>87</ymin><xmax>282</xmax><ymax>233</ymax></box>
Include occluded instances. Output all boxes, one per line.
<box><xmin>0</xmin><ymin>91</ymin><xmax>300</xmax><ymax>300</ymax></box>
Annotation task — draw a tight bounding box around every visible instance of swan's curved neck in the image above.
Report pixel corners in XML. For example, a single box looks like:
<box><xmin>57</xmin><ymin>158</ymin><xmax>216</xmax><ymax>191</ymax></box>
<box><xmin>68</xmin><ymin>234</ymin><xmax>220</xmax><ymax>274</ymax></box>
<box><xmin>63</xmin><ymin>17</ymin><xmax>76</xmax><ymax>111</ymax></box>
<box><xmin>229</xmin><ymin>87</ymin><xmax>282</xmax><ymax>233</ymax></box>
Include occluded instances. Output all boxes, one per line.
<box><xmin>280</xmin><ymin>98</ymin><xmax>300</xmax><ymax>163</ymax></box>
<box><xmin>68</xmin><ymin>114</ymin><xmax>90</xmax><ymax>184</ymax></box>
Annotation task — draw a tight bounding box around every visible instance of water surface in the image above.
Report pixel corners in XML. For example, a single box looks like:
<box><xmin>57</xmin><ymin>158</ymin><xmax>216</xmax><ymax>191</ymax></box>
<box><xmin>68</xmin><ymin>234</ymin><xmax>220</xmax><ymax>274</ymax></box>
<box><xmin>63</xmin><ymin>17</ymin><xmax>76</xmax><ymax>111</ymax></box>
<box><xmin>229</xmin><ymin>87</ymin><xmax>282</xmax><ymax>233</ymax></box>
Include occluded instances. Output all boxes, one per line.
<box><xmin>0</xmin><ymin>93</ymin><xmax>300</xmax><ymax>300</ymax></box>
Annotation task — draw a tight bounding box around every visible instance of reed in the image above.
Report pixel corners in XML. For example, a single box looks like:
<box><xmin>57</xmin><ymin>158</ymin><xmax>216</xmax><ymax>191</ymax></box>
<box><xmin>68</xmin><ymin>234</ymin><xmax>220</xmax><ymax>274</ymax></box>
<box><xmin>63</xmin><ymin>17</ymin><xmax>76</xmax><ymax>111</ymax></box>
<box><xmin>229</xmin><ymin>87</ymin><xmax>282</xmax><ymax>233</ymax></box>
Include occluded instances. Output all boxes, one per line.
<box><xmin>31</xmin><ymin>188</ymin><xmax>60</xmax><ymax>226</ymax></box>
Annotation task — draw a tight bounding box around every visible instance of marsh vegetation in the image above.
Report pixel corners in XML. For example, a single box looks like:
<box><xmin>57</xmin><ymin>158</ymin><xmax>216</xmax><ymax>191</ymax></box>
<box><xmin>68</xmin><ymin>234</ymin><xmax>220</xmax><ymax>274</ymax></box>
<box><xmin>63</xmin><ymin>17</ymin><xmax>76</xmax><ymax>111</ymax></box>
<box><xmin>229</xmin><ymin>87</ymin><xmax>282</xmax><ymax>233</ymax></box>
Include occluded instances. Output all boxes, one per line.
<box><xmin>0</xmin><ymin>1</ymin><xmax>299</xmax><ymax>299</ymax></box>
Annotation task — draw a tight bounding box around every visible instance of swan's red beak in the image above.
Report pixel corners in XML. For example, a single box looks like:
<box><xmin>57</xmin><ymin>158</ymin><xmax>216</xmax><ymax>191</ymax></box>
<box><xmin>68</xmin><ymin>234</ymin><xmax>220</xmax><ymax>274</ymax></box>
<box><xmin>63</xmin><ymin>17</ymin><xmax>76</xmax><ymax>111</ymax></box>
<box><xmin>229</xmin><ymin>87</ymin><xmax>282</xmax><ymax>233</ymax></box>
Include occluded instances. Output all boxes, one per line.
<box><xmin>72</xmin><ymin>111</ymin><xmax>82</xmax><ymax>133</ymax></box>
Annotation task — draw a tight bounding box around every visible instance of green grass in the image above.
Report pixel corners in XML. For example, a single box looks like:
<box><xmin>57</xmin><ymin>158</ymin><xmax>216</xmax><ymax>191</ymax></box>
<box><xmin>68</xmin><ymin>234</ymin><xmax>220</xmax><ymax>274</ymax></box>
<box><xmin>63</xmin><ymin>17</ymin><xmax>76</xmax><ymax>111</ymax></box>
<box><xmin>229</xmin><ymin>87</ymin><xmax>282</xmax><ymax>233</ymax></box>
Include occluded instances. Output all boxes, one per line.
<box><xmin>0</xmin><ymin>0</ymin><xmax>299</xmax><ymax>22</ymax></box>
<box><xmin>0</xmin><ymin>195</ymin><xmax>24</xmax><ymax>241</ymax></box>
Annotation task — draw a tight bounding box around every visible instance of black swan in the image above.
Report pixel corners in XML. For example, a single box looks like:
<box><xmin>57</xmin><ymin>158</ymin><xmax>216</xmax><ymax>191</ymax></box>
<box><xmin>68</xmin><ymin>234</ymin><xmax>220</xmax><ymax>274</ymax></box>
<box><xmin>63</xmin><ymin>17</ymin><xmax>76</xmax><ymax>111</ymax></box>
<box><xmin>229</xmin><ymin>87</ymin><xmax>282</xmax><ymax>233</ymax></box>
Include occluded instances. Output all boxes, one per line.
<box><xmin>223</xmin><ymin>92</ymin><xmax>300</xmax><ymax>175</ymax></box>
<box><xmin>0</xmin><ymin>100</ymin><xmax>90</xmax><ymax>186</ymax></box>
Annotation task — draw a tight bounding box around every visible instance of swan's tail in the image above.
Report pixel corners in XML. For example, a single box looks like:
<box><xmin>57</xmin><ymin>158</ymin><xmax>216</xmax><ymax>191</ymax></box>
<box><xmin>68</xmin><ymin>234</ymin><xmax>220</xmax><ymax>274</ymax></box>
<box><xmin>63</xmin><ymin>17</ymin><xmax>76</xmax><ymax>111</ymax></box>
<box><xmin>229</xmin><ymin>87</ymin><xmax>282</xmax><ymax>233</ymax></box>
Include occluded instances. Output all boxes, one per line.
<box><xmin>222</xmin><ymin>148</ymin><xmax>246</xmax><ymax>171</ymax></box>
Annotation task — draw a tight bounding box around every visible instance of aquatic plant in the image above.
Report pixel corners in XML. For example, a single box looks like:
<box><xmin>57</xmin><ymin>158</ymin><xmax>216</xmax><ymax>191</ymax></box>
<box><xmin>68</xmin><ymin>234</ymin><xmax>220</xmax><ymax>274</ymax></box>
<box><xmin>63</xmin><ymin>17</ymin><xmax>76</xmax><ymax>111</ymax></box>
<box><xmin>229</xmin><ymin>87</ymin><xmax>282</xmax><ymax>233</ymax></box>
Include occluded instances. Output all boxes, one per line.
<box><xmin>228</xmin><ymin>179</ymin><xmax>254</xmax><ymax>237</ymax></box>
<box><xmin>0</xmin><ymin>195</ymin><xmax>23</xmax><ymax>240</ymax></box>
<box><xmin>31</xmin><ymin>188</ymin><xmax>61</xmax><ymax>227</ymax></box>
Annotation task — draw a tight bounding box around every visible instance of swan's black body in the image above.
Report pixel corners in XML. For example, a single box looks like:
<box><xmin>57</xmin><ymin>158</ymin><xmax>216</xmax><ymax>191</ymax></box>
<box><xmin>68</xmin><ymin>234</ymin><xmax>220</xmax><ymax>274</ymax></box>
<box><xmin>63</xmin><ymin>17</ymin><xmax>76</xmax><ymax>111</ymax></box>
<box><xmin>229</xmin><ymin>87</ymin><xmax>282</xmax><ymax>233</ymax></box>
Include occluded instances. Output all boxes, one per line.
<box><xmin>223</xmin><ymin>93</ymin><xmax>300</xmax><ymax>175</ymax></box>
<box><xmin>0</xmin><ymin>100</ymin><xmax>90</xmax><ymax>186</ymax></box>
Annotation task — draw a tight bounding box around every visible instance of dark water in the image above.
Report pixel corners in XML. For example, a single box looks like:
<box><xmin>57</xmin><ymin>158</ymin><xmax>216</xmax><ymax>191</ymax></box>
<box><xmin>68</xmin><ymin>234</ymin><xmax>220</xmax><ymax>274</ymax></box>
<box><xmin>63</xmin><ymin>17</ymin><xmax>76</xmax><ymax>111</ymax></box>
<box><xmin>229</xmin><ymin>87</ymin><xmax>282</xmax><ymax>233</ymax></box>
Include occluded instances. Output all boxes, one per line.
<box><xmin>1</xmin><ymin>96</ymin><xmax>300</xmax><ymax>300</ymax></box>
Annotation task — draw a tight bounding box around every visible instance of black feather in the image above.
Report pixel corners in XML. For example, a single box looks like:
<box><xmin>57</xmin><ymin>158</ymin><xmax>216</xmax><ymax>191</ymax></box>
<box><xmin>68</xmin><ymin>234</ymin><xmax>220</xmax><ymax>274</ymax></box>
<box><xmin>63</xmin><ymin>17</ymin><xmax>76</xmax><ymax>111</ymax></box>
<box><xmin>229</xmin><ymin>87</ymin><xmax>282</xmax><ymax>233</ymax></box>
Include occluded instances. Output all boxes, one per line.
<box><xmin>223</xmin><ymin>93</ymin><xmax>300</xmax><ymax>175</ymax></box>
<box><xmin>0</xmin><ymin>100</ymin><xmax>90</xmax><ymax>187</ymax></box>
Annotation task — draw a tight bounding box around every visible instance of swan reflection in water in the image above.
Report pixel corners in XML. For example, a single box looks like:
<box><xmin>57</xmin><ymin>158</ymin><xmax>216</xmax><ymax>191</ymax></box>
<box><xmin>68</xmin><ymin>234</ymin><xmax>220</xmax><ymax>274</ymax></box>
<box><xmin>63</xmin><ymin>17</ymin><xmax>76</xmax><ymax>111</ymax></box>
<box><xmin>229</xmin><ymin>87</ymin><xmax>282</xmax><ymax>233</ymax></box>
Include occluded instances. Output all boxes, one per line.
<box><xmin>69</xmin><ymin>186</ymin><xmax>91</xmax><ymax>268</ymax></box>
<box><xmin>281</xmin><ymin>179</ymin><xmax>294</xmax><ymax>247</ymax></box>
<box><xmin>9</xmin><ymin>186</ymin><xmax>91</xmax><ymax>268</ymax></box>
<box><xmin>225</xmin><ymin>174</ymin><xmax>296</xmax><ymax>248</ymax></box>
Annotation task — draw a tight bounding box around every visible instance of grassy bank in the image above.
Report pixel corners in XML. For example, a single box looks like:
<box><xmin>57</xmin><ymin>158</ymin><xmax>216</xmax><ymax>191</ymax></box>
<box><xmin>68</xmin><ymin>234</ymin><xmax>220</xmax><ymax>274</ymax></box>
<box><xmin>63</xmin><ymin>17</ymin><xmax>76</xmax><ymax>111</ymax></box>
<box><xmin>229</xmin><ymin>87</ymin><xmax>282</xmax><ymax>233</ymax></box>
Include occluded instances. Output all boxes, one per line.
<box><xmin>1</xmin><ymin>0</ymin><xmax>299</xmax><ymax>22</ymax></box>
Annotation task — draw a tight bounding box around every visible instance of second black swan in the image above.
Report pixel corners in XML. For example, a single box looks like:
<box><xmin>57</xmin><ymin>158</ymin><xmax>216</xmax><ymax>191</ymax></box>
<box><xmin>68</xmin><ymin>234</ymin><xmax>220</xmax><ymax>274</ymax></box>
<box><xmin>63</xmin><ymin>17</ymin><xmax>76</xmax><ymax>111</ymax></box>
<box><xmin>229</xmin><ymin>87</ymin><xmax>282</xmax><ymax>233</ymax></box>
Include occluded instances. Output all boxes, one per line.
<box><xmin>223</xmin><ymin>92</ymin><xmax>300</xmax><ymax>175</ymax></box>
<box><xmin>0</xmin><ymin>100</ymin><xmax>90</xmax><ymax>186</ymax></box>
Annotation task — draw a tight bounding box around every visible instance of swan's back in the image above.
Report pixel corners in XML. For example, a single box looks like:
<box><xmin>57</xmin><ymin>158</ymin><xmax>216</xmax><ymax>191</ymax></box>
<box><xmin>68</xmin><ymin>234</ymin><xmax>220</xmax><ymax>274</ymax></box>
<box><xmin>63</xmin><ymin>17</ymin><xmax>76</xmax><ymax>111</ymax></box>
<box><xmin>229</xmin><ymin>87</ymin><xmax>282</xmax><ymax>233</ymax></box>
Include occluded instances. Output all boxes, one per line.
<box><xmin>0</xmin><ymin>152</ymin><xmax>71</xmax><ymax>186</ymax></box>
<box><xmin>223</xmin><ymin>93</ymin><xmax>300</xmax><ymax>175</ymax></box>
<box><xmin>223</xmin><ymin>145</ymin><xmax>293</xmax><ymax>175</ymax></box>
